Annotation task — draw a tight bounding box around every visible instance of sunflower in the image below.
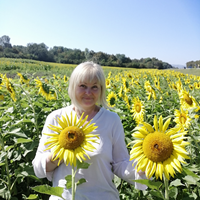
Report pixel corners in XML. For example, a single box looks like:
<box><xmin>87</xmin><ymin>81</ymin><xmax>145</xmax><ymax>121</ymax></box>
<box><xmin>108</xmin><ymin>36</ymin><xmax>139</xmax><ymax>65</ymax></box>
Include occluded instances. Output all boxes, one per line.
<box><xmin>6</xmin><ymin>78</ymin><xmax>17</xmax><ymax>102</ymax></box>
<box><xmin>63</xmin><ymin>75</ymin><xmax>68</xmax><ymax>82</ymax></box>
<box><xmin>118</xmin><ymin>86</ymin><xmax>124</xmax><ymax>98</ymax></box>
<box><xmin>122</xmin><ymin>78</ymin><xmax>131</xmax><ymax>93</ymax></box>
<box><xmin>17</xmin><ymin>72</ymin><xmax>30</xmax><ymax>84</ymax></box>
<box><xmin>35</xmin><ymin>79</ymin><xmax>57</xmax><ymax>101</ymax></box>
<box><xmin>44</xmin><ymin>112</ymin><xmax>99</xmax><ymax>166</ymax></box>
<box><xmin>123</xmin><ymin>94</ymin><xmax>131</xmax><ymax>110</ymax></box>
<box><xmin>130</xmin><ymin>97</ymin><xmax>145</xmax><ymax>123</ymax></box>
<box><xmin>179</xmin><ymin>89</ymin><xmax>199</xmax><ymax>110</ymax></box>
<box><xmin>107</xmin><ymin>91</ymin><xmax>117</xmax><ymax>107</ymax></box>
<box><xmin>130</xmin><ymin>115</ymin><xmax>190</xmax><ymax>180</ymax></box>
<box><xmin>0</xmin><ymin>74</ymin><xmax>3</xmax><ymax>88</ymax></box>
<box><xmin>195</xmin><ymin>82</ymin><xmax>200</xmax><ymax>89</ymax></box>
<box><xmin>106</xmin><ymin>78</ymin><xmax>111</xmax><ymax>88</ymax></box>
<box><xmin>144</xmin><ymin>81</ymin><xmax>156</xmax><ymax>100</ymax></box>
<box><xmin>174</xmin><ymin>108</ymin><xmax>191</xmax><ymax>130</ymax></box>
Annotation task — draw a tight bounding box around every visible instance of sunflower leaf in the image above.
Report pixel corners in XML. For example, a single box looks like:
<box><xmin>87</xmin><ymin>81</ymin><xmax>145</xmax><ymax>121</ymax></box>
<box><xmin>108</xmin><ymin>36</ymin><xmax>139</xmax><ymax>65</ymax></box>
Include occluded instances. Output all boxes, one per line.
<box><xmin>168</xmin><ymin>187</ymin><xmax>178</xmax><ymax>199</ymax></box>
<box><xmin>77</xmin><ymin>160</ymin><xmax>90</xmax><ymax>170</ymax></box>
<box><xmin>131</xmin><ymin>179</ymin><xmax>162</xmax><ymax>190</ymax></box>
<box><xmin>65</xmin><ymin>175</ymin><xmax>72</xmax><ymax>189</ymax></box>
<box><xmin>32</xmin><ymin>185</ymin><xmax>64</xmax><ymax>199</ymax></box>
<box><xmin>170</xmin><ymin>179</ymin><xmax>184</xmax><ymax>187</ymax></box>
<box><xmin>26</xmin><ymin>194</ymin><xmax>38</xmax><ymax>199</ymax></box>
<box><xmin>76</xmin><ymin>178</ymin><xmax>86</xmax><ymax>186</ymax></box>
<box><xmin>182</xmin><ymin>167</ymin><xmax>200</xmax><ymax>178</ymax></box>
<box><xmin>183</xmin><ymin>175</ymin><xmax>200</xmax><ymax>185</ymax></box>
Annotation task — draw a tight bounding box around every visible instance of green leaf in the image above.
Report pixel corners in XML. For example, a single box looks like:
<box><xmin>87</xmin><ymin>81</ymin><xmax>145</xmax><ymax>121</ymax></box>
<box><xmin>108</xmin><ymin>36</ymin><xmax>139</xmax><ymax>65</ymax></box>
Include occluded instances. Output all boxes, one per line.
<box><xmin>0</xmin><ymin>163</ymin><xmax>5</xmax><ymax>167</ymax></box>
<box><xmin>150</xmin><ymin>190</ymin><xmax>163</xmax><ymax>199</ymax></box>
<box><xmin>65</xmin><ymin>175</ymin><xmax>72</xmax><ymax>189</ymax></box>
<box><xmin>32</xmin><ymin>185</ymin><xmax>64</xmax><ymax>199</ymax></box>
<box><xmin>26</xmin><ymin>194</ymin><xmax>38</xmax><ymax>199</ymax></box>
<box><xmin>170</xmin><ymin>179</ymin><xmax>184</xmax><ymax>187</ymax></box>
<box><xmin>14</xmin><ymin>138</ymin><xmax>32</xmax><ymax>144</ymax></box>
<box><xmin>113</xmin><ymin>175</ymin><xmax>121</xmax><ymax>188</ymax></box>
<box><xmin>5</xmin><ymin>130</ymin><xmax>28</xmax><ymax>138</ymax></box>
<box><xmin>183</xmin><ymin>167</ymin><xmax>199</xmax><ymax>178</ymax></box>
<box><xmin>183</xmin><ymin>175</ymin><xmax>199</xmax><ymax>185</ymax></box>
<box><xmin>43</xmin><ymin>107</ymin><xmax>52</xmax><ymax>112</ymax></box>
<box><xmin>77</xmin><ymin>160</ymin><xmax>90</xmax><ymax>170</ymax></box>
<box><xmin>131</xmin><ymin>179</ymin><xmax>162</xmax><ymax>190</ymax></box>
<box><xmin>169</xmin><ymin>187</ymin><xmax>178</xmax><ymax>199</ymax></box>
<box><xmin>77</xmin><ymin>178</ymin><xmax>86</xmax><ymax>186</ymax></box>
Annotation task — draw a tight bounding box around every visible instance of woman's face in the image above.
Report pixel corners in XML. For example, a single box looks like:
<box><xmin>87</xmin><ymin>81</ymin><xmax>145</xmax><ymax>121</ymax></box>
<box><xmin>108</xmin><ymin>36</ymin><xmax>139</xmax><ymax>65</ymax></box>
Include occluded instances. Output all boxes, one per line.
<box><xmin>75</xmin><ymin>78</ymin><xmax>101</xmax><ymax>110</ymax></box>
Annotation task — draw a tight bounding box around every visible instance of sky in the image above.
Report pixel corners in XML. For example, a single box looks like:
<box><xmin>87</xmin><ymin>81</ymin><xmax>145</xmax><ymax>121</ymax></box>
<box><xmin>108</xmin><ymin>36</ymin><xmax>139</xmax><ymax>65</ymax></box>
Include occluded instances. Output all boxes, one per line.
<box><xmin>1</xmin><ymin>0</ymin><xmax>200</xmax><ymax>66</ymax></box>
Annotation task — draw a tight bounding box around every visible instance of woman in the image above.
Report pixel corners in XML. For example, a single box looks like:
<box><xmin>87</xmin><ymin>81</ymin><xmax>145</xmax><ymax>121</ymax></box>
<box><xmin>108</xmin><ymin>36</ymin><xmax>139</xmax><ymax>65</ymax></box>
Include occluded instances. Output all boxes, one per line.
<box><xmin>32</xmin><ymin>61</ymin><xmax>147</xmax><ymax>200</ymax></box>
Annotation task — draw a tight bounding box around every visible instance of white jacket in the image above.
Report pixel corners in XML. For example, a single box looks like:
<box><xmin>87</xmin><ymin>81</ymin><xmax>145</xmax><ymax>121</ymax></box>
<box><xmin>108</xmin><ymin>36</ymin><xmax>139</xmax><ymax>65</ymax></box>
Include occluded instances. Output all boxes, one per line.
<box><xmin>32</xmin><ymin>105</ymin><xmax>147</xmax><ymax>200</ymax></box>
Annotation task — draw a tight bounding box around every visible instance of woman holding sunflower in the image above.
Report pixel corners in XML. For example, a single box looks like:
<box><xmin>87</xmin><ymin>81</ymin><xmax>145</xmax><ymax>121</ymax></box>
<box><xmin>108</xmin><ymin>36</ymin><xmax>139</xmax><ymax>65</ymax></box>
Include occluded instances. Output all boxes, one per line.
<box><xmin>32</xmin><ymin>62</ymin><xmax>147</xmax><ymax>200</ymax></box>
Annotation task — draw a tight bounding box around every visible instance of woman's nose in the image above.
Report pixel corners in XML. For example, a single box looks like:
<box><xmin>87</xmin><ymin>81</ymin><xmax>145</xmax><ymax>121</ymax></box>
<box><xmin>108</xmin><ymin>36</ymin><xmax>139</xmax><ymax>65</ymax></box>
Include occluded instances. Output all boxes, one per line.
<box><xmin>85</xmin><ymin>88</ymin><xmax>91</xmax><ymax>94</ymax></box>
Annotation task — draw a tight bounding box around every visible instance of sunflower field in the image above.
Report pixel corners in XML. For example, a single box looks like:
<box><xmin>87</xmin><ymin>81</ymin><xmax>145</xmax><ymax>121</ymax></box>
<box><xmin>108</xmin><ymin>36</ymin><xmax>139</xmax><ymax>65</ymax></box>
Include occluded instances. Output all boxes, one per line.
<box><xmin>1</xmin><ymin>58</ymin><xmax>200</xmax><ymax>200</ymax></box>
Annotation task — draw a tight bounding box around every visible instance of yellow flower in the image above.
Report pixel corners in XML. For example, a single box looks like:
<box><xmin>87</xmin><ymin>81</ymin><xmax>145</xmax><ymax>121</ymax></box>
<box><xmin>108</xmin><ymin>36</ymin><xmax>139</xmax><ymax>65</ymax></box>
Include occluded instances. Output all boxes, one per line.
<box><xmin>174</xmin><ymin>108</ymin><xmax>191</xmax><ymax>130</ymax></box>
<box><xmin>107</xmin><ymin>91</ymin><xmax>117</xmax><ymax>107</ymax></box>
<box><xmin>130</xmin><ymin>115</ymin><xmax>190</xmax><ymax>180</ymax></box>
<box><xmin>63</xmin><ymin>75</ymin><xmax>68</xmax><ymax>82</ymax></box>
<box><xmin>6</xmin><ymin>78</ymin><xmax>17</xmax><ymax>102</ymax></box>
<box><xmin>123</xmin><ymin>94</ymin><xmax>131</xmax><ymax>110</ymax></box>
<box><xmin>0</xmin><ymin>74</ymin><xmax>3</xmax><ymax>88</ymax></box>
<box><xmin>35</xmin><ymin>79</ymin><xmax>57</xmax><ymax>101</ymax></box>
<box><xmin>131</xmin><ymin>97</ymin><xmax>145</xmax><ymax>123</ymax></box>
<box><xmin>195</xmin><ymin>82</ymin><xmax>200</xmax><ymax>89</ymax></box>
<box><xmin>118</xmin><ymin>86</ymin><xmax>124</xmax><ymax>98</ymax></box>
<box><xmin>17</xmin><ymin>72</ymin><xmax>30</xmax><ymax>84</ymax></box>
<box><xmin>53</xmin><ymin>74</ymin><xmax>57</xmax><ymax>79</ymax></box>
<box><xmin>179</xmin><ymin>89</ymin><xmax>199</xmax><ymax>110</ymax></box>
<box><xmin>194</xmin><ymin>115</ymin><xmax>199</xmax><ymax>119</ymax></box>
<box><xmin>144</xmin><ymin>81</ymin><xmax>156</xmax><ymax>100</ymax></box>
<box><xmin>106</xmin><ymin>78</ymin><xmax>111</xmax><ymax>88</ymax></box>
<box><xmin>122</xmin><ymin>78</ymin><xmax>131</xmax><ymax>93</ymax></box>
<box><xmin>189</xmin><ymin>85</ymin><xmax>194</xmax><ymax>90</ymax></box>
<box><xmin>44</xmin><ymin>112</ymin><xmax>99</xmax><ymax>166</ymax></box>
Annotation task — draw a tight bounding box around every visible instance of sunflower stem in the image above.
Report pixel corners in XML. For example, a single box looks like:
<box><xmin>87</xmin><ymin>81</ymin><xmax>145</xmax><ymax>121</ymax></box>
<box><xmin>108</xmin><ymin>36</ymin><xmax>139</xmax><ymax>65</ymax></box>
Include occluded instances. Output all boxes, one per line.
<box><xmin>71</xmin><ymin>164</ymin><xmax>76</xmax><ymax>200</ymax></box>
<box><xmin>163</xmin><ymin>174</ymin><xmax>169</xmax><ymax>200</ymax></box>
<box><xmin>16</xmin><ymin>84</ymin><xmax>39</xmax><ymax>137</ymax></box>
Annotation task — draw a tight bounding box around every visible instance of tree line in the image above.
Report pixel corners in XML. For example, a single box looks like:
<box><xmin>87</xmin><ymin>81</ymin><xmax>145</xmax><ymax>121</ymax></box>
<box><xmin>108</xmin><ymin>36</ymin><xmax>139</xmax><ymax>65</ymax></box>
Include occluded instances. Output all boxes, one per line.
<box><xmin>0</xmin><ymin>35</ymin><xmax>173</xmax><ymax>69</ymax></box>
<box><xmin>186</xmin><ymin>60</ymin><xmax>200</xmax><ymax>68</ymax></box>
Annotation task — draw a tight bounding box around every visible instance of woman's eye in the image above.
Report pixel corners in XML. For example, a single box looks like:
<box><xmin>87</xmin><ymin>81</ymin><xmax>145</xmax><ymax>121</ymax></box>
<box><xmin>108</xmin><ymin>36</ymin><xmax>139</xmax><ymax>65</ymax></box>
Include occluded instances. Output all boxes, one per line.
<box><xmin>92</xmin><ymin>86</ymin><xmax>98</xmax><ymax>89</ymax></box>
<box><xmin>80</xmin><ymin>85</ymin><xmax>86</xmax><ymax>88</ymax></box>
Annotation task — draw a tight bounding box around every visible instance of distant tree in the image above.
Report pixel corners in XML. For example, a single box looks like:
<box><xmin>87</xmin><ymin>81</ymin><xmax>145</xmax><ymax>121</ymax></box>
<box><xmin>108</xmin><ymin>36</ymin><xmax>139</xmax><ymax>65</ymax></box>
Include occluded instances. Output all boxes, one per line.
<box><xmin>116</xmin><ymin>54</ymin><xmax>126</xmax><ymax>62</ymax></box>
<box><xmin>0</xmin><ymin>35</ymin><xmax>12</xmax><ymax>48</ymax></box>
<box><xmin>27</xmin><ymin>43</ymin><xmax>54</xmax><ymax>62</ymax></box>
<box><xmin>84</xmin><ymin>48</ymin><xmax>91</xmax><ymax>60</ymax></box>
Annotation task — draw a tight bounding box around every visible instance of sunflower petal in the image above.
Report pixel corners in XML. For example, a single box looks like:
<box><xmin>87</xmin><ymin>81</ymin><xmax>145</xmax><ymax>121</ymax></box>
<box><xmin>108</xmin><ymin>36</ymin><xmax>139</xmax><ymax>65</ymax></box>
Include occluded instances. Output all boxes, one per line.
<box><xmin>154</xmin><ymin>115</ymin><xmax>158</xmax><ymax>131</ymax></box>
<box><xmin>163</xmin><ymin>118</ymin><xmax>171</xmax><ymax>132</ymax></box>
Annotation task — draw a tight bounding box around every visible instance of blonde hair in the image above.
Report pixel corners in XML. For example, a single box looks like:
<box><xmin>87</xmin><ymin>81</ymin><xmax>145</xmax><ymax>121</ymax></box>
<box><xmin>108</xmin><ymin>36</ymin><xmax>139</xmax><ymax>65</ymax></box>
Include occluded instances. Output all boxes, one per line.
<box><xmin>68</xmin><ymin>61</ymin><xmax>108</xmax><ymax>110</ymax></box>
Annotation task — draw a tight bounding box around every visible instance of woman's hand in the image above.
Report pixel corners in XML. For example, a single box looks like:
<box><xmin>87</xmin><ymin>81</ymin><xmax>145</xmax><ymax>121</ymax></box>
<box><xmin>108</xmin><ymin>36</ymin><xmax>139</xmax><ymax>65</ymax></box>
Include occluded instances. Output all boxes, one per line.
<box><xmin>46</xmin><ymin>153</ymin><xmax>63</xmax><ymax>172</ymax></box>
<box><xmin>138</xmin><ymin>170</ymin><xmax>145</xmax><ymax>176</ymax></box>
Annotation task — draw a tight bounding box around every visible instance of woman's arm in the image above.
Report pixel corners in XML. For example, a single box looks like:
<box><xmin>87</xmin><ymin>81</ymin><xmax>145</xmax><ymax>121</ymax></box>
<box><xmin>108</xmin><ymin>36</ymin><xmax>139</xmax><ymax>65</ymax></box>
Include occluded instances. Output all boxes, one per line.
<box><xmin>46</xmin><ymin>153</ymin><xmax>63</xmax><ymax>172</ymax></box>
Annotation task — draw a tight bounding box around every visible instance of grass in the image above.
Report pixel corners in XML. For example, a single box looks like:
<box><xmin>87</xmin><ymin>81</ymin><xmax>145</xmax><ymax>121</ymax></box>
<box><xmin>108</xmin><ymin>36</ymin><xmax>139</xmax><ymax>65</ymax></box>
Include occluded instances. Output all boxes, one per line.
<box><xmin>168</xmin><ymin>68</ymin><xmax>200</xmax><ymax>76</ymax></box>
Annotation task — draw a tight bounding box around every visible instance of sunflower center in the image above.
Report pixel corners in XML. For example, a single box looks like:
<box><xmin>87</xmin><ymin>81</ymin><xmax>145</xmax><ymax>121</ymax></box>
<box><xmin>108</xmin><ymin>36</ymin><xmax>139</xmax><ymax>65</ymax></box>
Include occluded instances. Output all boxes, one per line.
<box><xmin>135</xmin><ymin>104</ymin><xmax>141</xmax><ymax>113</ymax></box>
<box><xmin>180</xmin><ymin>115</ymin><xmax>186</xmax><ymax>124</ymax></box>
<box><xmin>59</xmin><ymin>126</ymin><xmax>85</xmax><ymax>150</ymax></box>
<box><xmin>183</xmin><ymin>94</ymin><xmax>193</xmax><ymax>105</ymax></box>
<box><xmin>143</xmin><ymin>131</ymin><xmax>173</xmax><ymax>162</ymax></box>
<box><xmin>42</xmin><ymin>83</ymin><xmax>50</xmax><ymax>94</ymax></box>
<box><xmin>110</xmin><ymin>97</ymin><xmax>116</xmax><ymax>105</ymax></box>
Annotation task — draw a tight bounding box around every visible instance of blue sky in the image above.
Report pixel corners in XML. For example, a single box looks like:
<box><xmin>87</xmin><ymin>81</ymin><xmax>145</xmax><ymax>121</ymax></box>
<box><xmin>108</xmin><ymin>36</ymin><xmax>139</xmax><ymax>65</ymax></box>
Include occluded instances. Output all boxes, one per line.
<box><xmin>1</xmin><ymin>0</ymin><xmax>200</xmax><ymax>66</ymax></box>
